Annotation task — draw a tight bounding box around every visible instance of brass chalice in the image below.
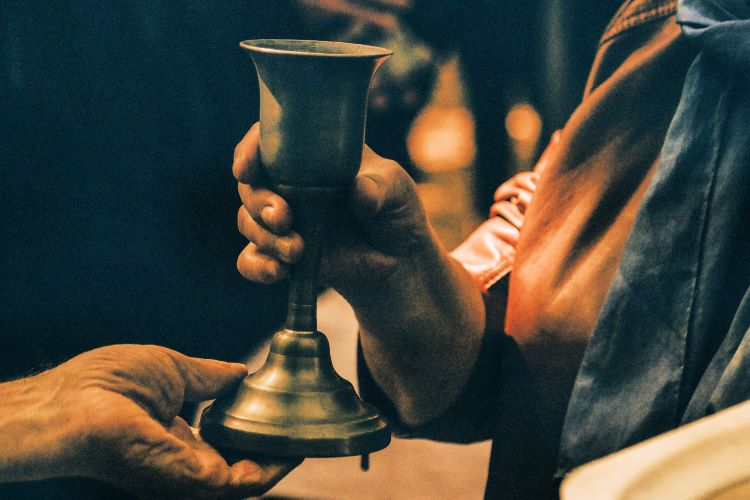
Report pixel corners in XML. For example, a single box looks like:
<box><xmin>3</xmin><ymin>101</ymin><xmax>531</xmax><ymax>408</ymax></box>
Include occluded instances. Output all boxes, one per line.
<box><xmin>199</xmin><ymin>40</ymin><xmax>392</xmax><ymax>458</ymax></box>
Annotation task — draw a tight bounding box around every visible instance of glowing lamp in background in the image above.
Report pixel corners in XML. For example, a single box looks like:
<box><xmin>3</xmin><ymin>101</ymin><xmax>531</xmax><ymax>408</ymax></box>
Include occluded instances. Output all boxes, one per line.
<box><xmin>505</xmin><ymin>102</ymin><xmax>543</xmax><ymax>168</ymax></box>
<box><xmin>407</xmin><ymin>104</ymin><xmax>477</xmax><ymax>173</ymax></box>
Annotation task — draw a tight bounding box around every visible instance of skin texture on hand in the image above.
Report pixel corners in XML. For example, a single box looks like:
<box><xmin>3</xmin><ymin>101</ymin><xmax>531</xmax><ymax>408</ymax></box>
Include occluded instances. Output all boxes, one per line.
<box><xmin>0</xmin><ymin>345</ymin><xmax>300</xmax><ymax>499</ymax></box>
<box><xmin>233</xmin><ymin>123</ymin><xmax>433</xmax><ymax>295</ymax></box>
<box><xmin>233</xmin><ymin>123</ymin><xmax>486</xmax><ymax>427</ymax></box>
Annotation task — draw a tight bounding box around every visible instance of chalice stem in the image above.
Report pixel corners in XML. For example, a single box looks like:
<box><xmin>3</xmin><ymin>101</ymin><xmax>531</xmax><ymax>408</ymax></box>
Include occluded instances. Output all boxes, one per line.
<box><xmin>279</xmin><ymin>186</ymin><xmax>337</xmax><ymax>333</ymax></box>
<box><xmin>285</xmin><ymin>202</ymin><xmax>326</xmax><ymax>332</ymax></box>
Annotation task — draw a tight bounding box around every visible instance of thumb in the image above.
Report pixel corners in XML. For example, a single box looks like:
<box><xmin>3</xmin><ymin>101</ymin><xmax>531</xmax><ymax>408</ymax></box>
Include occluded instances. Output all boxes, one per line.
<box><xmin>351</xmin><ymin>146</ymin><xmax>401</xmax><ymax>217</ymax></box>
<box><xmin>168</xmin><ymin>352</ymin><xmax>247</xmax><ymax>402</ymax></box>
<box><xmin>350</xmin><ymin>148</ymin><xmax>428</xmax><ymax>254</ymax></box>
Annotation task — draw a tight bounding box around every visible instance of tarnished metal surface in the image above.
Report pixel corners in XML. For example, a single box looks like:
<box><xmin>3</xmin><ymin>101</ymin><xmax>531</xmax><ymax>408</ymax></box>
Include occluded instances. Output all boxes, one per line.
<box><xmin>247</xmin><ymin>39</ymin><xmax>391</xmax><ymax>188</ymax></box>
<box><xmin>201</xmin><ymin>329</ymin><xmax>390</xmax><ymax>457</ymax></box>
<box><xmin>200</xmin><ymin>39</ymin><xmax>392</xmax><ymax>458</ymax></box>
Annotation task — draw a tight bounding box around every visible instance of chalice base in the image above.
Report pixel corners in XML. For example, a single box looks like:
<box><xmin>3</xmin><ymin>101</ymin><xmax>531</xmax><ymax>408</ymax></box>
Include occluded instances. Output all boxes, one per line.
<box><xmin>199</xmin><ymin>328</ymin><xmax>391</xmax><ymax>457</ymax></box>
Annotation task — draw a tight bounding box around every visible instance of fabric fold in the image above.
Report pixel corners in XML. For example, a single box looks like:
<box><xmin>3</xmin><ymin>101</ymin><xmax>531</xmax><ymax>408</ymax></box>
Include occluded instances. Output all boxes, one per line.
<box><xmin>558</xmin><ymin>0</ymin><xmax>750</xmax><ymax>476</ymax></box>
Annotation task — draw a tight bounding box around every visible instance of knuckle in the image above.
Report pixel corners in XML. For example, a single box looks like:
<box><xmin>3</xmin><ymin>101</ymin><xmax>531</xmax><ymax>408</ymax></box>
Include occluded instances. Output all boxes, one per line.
<box><xmin>237</xmin><ymin>255</ymin><xmax>262</xmax><ymax>283</ymax></box>
<box><xmin>232</xmin><ymin>154</ymin><xmax>252</xmax><ymax>181</ymax></box>
<box><xmin>236</xmin><ymin>253</ymin><xmax>249</xmax><ymax>277</ymax></box>
<box><xmin>260</xmin><ymin>260</ymin><xmax>281</xmax><ymax>283</ymax></box>
<box><xmin>237</xmin><ymin>206</ymin><xmax>248</xmax><ymax>234</ymax></box>
<box><xmin>237</xmin><ymin>250</ymin><xmax>276</xmax><ymax>284</ymax></box>
<box><xmin>253</xmin><ymin>228</ymin><xmax>274</xmax><ymax>252</ymax></box>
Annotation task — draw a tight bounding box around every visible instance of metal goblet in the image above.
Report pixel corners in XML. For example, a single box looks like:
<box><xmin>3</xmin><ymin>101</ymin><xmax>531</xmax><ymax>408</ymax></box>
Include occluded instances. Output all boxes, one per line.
<box><xmin>199</xmin><ymin>39</ymin><xmax>392</xmax><ymax>458</ymax></box>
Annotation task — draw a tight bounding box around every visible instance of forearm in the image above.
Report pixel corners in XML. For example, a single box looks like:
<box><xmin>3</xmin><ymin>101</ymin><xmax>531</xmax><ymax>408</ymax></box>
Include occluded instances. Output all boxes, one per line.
<box><xmin>348</xmin><ymin>228</ymin><xmax>487</xmax><ymax>427</ymax></box>
<box><xmin>0</xmin><ymin>371</ymin><xmax>79</xmax><ymax>482</ymax></box>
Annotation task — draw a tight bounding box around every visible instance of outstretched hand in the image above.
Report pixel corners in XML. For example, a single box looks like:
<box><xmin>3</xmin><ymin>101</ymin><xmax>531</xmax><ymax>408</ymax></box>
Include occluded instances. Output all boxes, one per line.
<box><xmin>5</xmin><ymin>345</ymin><xmax>299</xmax><ymax>499</ymax></box>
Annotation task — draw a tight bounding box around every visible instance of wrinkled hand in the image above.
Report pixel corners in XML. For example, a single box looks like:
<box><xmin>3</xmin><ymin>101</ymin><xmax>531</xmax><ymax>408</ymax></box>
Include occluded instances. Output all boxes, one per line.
<box><xmin>43</xmin><ymin>345</ymin><xmax>299</xmax><ymax>499</ymax></box>
<box><xmin>233</xmin><ymin>123</ymin><xmax>433</xmax><ymax>299</ymax></box>
<box><xmin>231</xmin><ymin>126</ymin><xmax>488</xmax><ymax>427</ymax></box>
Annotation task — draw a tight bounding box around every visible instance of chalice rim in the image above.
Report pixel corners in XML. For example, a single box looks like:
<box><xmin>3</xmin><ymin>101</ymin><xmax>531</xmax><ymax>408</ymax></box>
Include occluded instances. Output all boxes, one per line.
<box><xmin>240</xmin><ymin>38</ymin><xmax>393</xmax><ymax>59</ymax></box>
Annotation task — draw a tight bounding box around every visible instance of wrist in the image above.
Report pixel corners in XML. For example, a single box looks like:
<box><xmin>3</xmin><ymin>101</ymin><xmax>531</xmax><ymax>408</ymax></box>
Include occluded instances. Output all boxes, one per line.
<box><xmin>0</xmin><ymin>368</ymin><xmax>92</xmax><ymax>482</ymax></box>
<box><xmin>340</xmin><ymin>232</ymin><xmax>436</xmax><ymax>325</ymax></box>
<box><xmin>352</xmin><ymin>228</ymin><xmax>487</xmax><ymax>425</ymax></box>
<box><xmin>345</xmin><ymin>225</ymin><xmax>485</xmax><ymax>343</ymax></box>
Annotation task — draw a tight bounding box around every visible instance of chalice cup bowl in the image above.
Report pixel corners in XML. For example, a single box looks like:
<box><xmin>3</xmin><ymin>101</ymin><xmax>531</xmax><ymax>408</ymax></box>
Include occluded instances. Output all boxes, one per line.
<box><xmin>199</xmin><ymin>40</ymin><xmax>392</xmax><ymax>458</ymax></box>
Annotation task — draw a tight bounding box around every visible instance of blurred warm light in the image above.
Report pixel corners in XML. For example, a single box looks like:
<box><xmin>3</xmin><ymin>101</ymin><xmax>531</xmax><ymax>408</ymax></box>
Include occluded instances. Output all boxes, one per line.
<box><xmin>407</xmin><ymin>104</ymin><xmax>476</xmax><ymax>172</ymax></box>
<box><xmin>505</xmin><ymin>102</ymin><xmax>542</xmax><ymax>168</ymax></box>
<box><xmin>505</xmin><ymin>103</ymin><xmax>542</xmax><ymax>142</ymax></box>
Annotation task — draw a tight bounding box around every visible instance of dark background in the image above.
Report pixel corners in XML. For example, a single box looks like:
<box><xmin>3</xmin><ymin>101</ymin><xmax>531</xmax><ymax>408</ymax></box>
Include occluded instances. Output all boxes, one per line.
<box><xmin>0</xmin><ymin>1</ymin><xmax>307</xmax><ymax>378</ymax></box>
<box><xmin>0</xmin><ymin>0</ymin><xmax>622</xmax><ymax>376</ymax></box>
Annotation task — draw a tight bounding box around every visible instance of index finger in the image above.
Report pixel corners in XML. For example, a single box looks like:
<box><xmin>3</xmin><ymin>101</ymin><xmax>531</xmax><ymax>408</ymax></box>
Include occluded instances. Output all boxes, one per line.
<box><xmin>233</xmin><ymin>122</ymin><xmax>262</xmax><ymax>184</ymax></box>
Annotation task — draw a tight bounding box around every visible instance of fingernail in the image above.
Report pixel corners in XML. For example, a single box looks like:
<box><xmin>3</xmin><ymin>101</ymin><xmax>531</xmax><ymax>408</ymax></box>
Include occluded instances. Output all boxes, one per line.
<box><xmin>232</xmin><ymin>460</ymin><xmax>263</xmax><ymax>485</ymax></box>
<box><xmin>263</xmin><ymin>260</ymin><xmax>280</xmax><ymax>281</ymax></box>
<box><xmin>230</xmin><ymin>362</ymin><xmax>248</xmax><ymax>372</ymax></box>
<box><xmin>264</xmin><ymin>260</ymin><xmax>289</xmax><ymax>282</ymax></box>
<box><xmin>261</xmin><ymin>205</ymin><xmax>275</xmax><ymax>226</ymax></box>
<box><xmin>226</xmin><ymin>362</ymin><xmax>249</xmax><ymax>377</ymax></box>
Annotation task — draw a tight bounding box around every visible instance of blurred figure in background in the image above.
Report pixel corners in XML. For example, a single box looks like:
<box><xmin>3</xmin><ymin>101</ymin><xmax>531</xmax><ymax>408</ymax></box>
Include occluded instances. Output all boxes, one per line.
<box><xmin>292</xmin><ymin>0</ymin><xmax>438</xmax><ymax>180</ymax></box>
<box><xmin>289</xmin><ymin>0</ymin><xmax>624</xmax><ymax>212</ymax></box>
